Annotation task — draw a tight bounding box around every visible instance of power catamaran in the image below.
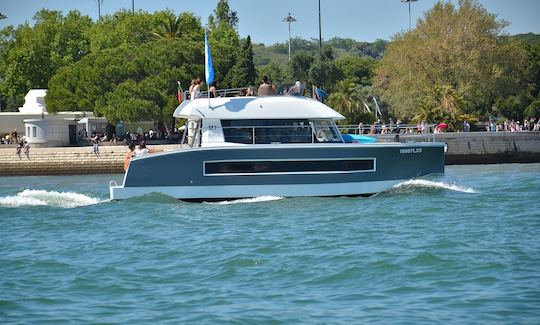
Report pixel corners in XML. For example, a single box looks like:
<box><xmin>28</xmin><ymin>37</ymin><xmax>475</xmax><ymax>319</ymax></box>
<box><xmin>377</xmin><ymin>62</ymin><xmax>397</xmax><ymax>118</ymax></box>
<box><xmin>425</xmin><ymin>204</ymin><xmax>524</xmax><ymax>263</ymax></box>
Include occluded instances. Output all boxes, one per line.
<box><xmin>109</xmin><ymin>95</ymin><xmax>445</xmax><ymax>201</ymax></box>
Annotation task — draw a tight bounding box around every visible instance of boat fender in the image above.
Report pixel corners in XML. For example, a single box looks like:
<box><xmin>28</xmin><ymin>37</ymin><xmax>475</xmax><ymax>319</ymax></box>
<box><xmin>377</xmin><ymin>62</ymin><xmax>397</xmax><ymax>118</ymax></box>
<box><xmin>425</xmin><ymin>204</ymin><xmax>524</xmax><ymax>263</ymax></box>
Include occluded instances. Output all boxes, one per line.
<box><xmin>444</xmin><ymin>143</ymin><xmax>448</xmax><ymax>153</ymax></box>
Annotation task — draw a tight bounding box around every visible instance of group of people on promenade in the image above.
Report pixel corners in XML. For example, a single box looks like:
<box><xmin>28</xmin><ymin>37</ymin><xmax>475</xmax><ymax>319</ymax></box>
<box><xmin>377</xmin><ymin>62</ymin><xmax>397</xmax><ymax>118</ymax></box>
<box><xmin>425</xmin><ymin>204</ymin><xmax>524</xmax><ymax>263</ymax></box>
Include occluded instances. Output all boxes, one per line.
<box><xmin>2</xmin><ymin>130</ymin><xmax>20</xmax><ymax>145</ymax></box>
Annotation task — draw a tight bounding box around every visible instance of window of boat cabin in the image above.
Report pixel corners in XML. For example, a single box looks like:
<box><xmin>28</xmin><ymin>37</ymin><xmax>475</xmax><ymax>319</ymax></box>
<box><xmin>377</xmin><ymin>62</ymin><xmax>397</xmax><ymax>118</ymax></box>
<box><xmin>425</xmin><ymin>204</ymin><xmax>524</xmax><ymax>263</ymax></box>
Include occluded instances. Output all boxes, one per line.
<box><xmin>310</xmin><ymin>120</ymin><xmax>343</xmax><ymax>143</ymax></box>
<box><xmin>221</xmin><ymin>119</ymin><xmax>313</xmax><ymax>144</ymax></box>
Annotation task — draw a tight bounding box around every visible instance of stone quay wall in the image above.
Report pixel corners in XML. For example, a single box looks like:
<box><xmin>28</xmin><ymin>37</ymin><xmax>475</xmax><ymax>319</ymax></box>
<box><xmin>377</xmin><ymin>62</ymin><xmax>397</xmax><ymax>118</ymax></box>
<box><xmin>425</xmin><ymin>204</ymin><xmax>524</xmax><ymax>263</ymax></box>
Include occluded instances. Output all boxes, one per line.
<box><xmin>391</xmin><ymin>131</ymin><xmax>540</xmax><ymax>164</ymax></box>
<box><xmin>0</xmin><ymin>145</ymin><xmax>181</xmax><ymax>176</ymax></box>
<box><xmin>0</xmin><ymin>133</ymin><xmax>539</xmax><ymax>176</ymax></box>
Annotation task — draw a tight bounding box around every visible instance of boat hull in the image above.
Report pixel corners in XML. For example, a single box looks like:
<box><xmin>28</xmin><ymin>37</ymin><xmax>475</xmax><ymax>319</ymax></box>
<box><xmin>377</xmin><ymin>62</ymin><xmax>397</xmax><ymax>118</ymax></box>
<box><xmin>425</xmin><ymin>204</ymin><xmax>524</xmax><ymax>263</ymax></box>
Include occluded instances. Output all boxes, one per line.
<box><xmin>110</xmin><ymin>143</ymin><xmax>445</xmax><ymax>200</ymax></box>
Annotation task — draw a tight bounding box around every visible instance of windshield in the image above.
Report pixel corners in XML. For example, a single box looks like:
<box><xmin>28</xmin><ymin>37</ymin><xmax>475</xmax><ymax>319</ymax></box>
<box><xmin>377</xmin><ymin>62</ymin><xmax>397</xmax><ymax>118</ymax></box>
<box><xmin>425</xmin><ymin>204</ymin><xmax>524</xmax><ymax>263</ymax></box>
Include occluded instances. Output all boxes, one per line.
<box><xmin>310</xmin><ymin>120</ymin><xmax>343</xmax><ymax>143</ymax></box>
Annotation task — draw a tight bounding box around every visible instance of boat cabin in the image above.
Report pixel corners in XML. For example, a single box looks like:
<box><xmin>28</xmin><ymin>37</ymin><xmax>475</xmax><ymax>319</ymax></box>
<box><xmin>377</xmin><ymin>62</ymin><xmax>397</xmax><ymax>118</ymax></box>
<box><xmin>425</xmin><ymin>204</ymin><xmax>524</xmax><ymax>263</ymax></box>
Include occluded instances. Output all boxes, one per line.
<box><xmin>173</xmin><ymin>96</ymin><xmax>345</xmax><ymax>147</ymax></box>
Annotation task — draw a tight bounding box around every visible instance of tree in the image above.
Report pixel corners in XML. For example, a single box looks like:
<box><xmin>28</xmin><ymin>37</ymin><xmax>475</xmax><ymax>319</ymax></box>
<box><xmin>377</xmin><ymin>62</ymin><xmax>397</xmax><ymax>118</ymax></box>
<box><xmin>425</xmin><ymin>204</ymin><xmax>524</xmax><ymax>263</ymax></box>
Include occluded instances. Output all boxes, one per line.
<box><xmin>374</xmin><ymin>0</ymin><xmax>526</xmax><ymax>121</ymax></box>
<box><xmin>228</xmin><ymin>36</ymin><xmax>257</xmax><ymax>88</ymax></box>
<box><xmin>335</xmin><ymin>55</ymin><xmax>377</xmax><ymax>86</ymax></box>
<box><xmin>0</xmin><ymin>10</ymin><xmax>92</xmax><ymax>111</ymax></box>
<box><xmin>308</xmin><ymin>45</ymin><xmax>341</xmax><ymax>92</ymax></box>
<box><xmin>327</xmin><ymin>79</ymin><xmax>376</xmax><ymax>124</ymax></box>
<box><xmin>47</xmin><ymin>39</ymin><xmax>203</xmax><ymax>125</ymax></box>
<box><xmin>208</xmin><ymin>0</ymin><xmax>238</xmax><ymax>30</ymax></box>
<box><xmin>413</xmin><ymin>84</ymin><xmax>466</xmax><ymax>128</ymax></box>
<box><xmin>152</xmin><ymin>12</ymin><xmax>203</xmax><ymax>41</ymax></box>
<box><xmin>288</xmin><ymin>51</ymin><xmax>313</xmax><ymax>82</ymax></box>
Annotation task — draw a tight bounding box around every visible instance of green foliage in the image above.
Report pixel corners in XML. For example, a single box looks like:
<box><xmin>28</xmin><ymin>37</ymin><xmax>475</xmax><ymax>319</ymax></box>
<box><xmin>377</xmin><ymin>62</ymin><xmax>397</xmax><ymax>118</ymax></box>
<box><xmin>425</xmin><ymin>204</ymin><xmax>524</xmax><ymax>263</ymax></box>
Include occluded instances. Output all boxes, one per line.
<box><xmin>228</xmin><ymin>36</ymin><xmax>257</xmax><ymax>88</ymax></box>
<box><xmin>327</xmin><ymin>79</ymin><xmax>377</xmax><ymax>124</ymax></box>
<box><xmin>87</xmin><ymin>11</ymin><xmax>159</xmax><ymax>52</ymax></box>
<box><xmin>525</xmin><ymin>98</ymin><xmax>540</xmax><ymax>117</ymax></box>
<box><xmin>0</xmin><ymin>9</ymin><xmax>93</xmax><ymax>111</ymax></box>
<box><xmin>374</xmin><ymin>0</ymin><xmax>527</xmax><ymax>122</ymax></box>
<box><xmin>208</xmin><ymin>0</ymin><xmax>238</xmax><ymax>30</ymax></box>
<box><xmin>288</xmin><ymin>51</ymin><xmax>314</xmax><ymax>82</ymax></box>
<box><xmin>334</xmin><ymin>55</ymin><xmax>377</xmax><ymax>86</ymax></box>
<box><xmin>309</xmin><ymin>46</ymin><xmax>341</xmax><ymax>92</ymax></box>
<box><xmin>208</xmin><ymin>24</ymin><xmax>240</xmax><ymax>88</ymax></box>
<box><xmin>504</xmin><ymin>33</ymin><xmax>540</xmax><ymax>45</ymax></box>
<box><xmin>413</xmin><ymin>84</ymin><xmax>466</xmax><ymax>128</ymax></box>
<box><xmin>257</xmin><ymin>62</ymin><xmax>287</xmax><ymax>91</ymax></box>
<box><xmin>47</xmin><ymin>39</ymin><xmax>203</xmax><ymax>124</ymax></box>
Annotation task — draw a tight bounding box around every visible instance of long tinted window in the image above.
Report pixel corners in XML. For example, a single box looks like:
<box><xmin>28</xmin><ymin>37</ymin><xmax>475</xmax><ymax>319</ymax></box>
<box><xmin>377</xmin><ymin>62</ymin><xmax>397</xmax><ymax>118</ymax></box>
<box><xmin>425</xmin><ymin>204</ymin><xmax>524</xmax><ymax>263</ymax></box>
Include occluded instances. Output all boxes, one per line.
<box><xmin>221</xmin><ymin>119</ymin><xmax>313</xmax><ymax>144</ymax></box>
<box><xmin>205</xmin><ymin>159</ymin><xmax>374</xmax><ymax>175</ymax></box>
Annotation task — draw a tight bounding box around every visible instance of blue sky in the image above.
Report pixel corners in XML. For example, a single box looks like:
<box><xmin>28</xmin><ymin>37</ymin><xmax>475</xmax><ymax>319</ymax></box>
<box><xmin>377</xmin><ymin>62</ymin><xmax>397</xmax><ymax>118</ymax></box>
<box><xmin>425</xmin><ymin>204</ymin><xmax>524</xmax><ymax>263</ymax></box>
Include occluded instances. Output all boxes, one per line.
<box><xmin>1</xmin><ymin>0</ymin><xmax>539</xmax><ymax>44</ymax></box>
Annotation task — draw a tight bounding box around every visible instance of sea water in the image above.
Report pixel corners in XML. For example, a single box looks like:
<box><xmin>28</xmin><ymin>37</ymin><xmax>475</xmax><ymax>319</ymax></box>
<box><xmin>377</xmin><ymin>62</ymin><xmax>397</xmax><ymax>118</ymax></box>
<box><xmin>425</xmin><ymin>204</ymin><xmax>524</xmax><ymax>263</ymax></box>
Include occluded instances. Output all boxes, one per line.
<box><xmin>0</xmin><ymin>164</ymin><xmax>539</xmax><ymax>323</ymax></box>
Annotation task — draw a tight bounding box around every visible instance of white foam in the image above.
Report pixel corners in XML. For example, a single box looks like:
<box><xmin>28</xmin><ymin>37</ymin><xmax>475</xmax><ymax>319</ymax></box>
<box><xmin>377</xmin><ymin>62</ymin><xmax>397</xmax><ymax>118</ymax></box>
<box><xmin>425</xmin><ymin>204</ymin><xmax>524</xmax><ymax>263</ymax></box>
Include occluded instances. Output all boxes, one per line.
<box><xmin>208</xmin><ymin>196</ymin><xmax>284</xmax><ymax>205</ymax></box>
<box><xmin>392</xmin><ymin>179</ymin><xmax>477</xmax><ymax>193</ymax></box>
<box><xmin>0</xmin><ymin>189</ymin><xmax>103</xmax><ymax>208</ymax></box>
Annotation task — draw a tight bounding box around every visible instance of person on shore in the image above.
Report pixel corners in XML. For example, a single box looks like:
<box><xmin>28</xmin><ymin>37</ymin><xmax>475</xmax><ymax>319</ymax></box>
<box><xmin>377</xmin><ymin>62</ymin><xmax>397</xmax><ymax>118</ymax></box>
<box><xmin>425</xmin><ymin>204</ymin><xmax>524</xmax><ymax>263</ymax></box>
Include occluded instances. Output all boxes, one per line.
<box><xmin>463</xmin><ymin>120</ymin><xmax>471</xmax><ymax>132</ymax></box>
<box><xmin>16</xmin><ymin>141</ymin><xmax>22</xmax><ymax>159</ymax></box>
<box><xmin>257</xmin><ymin>75</ymin><xmax>275</xmax><ymax>96</ymax></box>
<box><xmin>91</xmin><ymin>134</ymin><xmax>100</xmax><ymax>156</ymax></box>
<box><xmin>124</xmin><ymin>143</ymin><xmax>136</xmax><ymax>172</ymax></box>
<box><xmin>24</xmin><ymin>142</ymin><xmax>30</xmax><ymax>159</ymax></box>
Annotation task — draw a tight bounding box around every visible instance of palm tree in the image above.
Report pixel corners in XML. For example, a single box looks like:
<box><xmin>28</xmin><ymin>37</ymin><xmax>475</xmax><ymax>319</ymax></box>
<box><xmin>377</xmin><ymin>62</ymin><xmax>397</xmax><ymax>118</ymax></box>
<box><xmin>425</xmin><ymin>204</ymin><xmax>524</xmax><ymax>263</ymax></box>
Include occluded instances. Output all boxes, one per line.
<box><xmin>327</xmin><ymin>80</ymin><xmax>362</xmax><ymax>116</ymax></box>
<box><xmin>152</xmin><ymin>14</ymin><xmax>182</xmax><ymax>39</ymax></box>
<box><xmin>414</xmin><ymin>84</ymin><xmax>466</xmax><ymax>127</ymax></box>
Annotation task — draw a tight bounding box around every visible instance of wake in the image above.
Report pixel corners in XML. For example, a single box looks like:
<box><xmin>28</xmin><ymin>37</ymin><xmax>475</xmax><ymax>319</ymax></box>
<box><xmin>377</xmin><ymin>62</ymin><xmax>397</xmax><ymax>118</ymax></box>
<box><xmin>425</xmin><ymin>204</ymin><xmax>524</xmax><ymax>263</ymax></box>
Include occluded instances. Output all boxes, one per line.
<box><xmin>207</xmin><ymin>196</ymin><xmax>284</xmax><ymax>205</ymax></box>
<box><xmin>0</xmin><ymin>189</ymin><xmax>103</xmax><ymax>208</ymax></box>
<box><xmin>391</xmin><ymin>179</ymin><xmax>477</xmax><ymax>193</ymax></box>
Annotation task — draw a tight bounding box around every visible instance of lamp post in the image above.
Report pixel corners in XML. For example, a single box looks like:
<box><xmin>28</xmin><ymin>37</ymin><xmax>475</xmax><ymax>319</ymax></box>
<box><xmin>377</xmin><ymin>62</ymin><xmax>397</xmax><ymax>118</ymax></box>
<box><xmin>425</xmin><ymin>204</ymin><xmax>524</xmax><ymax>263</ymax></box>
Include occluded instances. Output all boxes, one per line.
<box><xmin>401</xmin><ymin>0</ymin><xmax>418</xmax><ymax>30</ymax></box>
<box><xmin>97</xmin><ymin>0</ymin><xmax>102</xmax><ymax>20</ymax></box>
<box><xmin>0</xmin><ymin>13</ymin><xmax>5</xmax><ymax>111</ymax></box>
<box><xmin>132</xmin><ymin>0</ymin><xmax>135</xmax><ymax>14</ymax></box>
<box><xmin>318</xmin><ymin>0</ymin><xmax>322</xmax><ymax>50</ymax></box>
<box><xmin>282</xmin><ymin>13</ymin><xmax>296</xmax><ymax>61</ymax></box>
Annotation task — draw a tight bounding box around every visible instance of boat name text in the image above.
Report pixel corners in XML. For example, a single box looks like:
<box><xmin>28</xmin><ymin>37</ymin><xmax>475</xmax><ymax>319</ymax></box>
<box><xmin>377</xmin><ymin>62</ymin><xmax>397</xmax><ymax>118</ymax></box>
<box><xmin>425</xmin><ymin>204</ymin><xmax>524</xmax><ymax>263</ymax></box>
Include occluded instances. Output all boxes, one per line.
<box><xmin>400</xmin><ymin>148</ymin><xmax>422</xmax><ymax>154</ymax></box>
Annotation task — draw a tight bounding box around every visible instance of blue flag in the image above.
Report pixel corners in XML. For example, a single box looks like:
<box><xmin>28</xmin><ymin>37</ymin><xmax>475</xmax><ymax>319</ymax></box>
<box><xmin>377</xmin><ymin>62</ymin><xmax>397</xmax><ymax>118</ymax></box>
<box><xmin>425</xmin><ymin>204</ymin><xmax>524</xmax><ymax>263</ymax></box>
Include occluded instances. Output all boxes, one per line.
<box><xmin>205</xmin><ymin>30</ymin><xmax>214</xmax><ymax>86</ymax></box>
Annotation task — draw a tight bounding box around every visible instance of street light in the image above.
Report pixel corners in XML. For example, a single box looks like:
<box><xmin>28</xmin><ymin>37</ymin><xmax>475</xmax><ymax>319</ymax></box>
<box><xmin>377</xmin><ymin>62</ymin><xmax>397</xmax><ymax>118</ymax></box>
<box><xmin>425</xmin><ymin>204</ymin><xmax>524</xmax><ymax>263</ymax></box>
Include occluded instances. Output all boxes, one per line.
<box><xmin>401</xmin><ymin>0</ymin><xmax>418</xmax><ymax>30</ymax></box>
<box><xmin>282</xmin><ymin>12</ymin><xmax>297</xmax><ymax>61</ymax></box>
<box><xmin>0</xmin><ymin>13</ymin><xmax>7</xmax><ymax>20</ymax></box>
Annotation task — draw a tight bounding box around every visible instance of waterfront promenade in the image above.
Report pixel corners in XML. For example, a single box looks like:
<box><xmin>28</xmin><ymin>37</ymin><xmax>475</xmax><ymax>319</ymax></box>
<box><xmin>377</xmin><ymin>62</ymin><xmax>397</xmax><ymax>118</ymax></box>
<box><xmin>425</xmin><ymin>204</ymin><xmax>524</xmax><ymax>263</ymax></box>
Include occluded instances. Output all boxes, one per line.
<box><xmin>0</xmin><ymin>133</ymin><xmax>539</xmax><ymax>176</ymax></box>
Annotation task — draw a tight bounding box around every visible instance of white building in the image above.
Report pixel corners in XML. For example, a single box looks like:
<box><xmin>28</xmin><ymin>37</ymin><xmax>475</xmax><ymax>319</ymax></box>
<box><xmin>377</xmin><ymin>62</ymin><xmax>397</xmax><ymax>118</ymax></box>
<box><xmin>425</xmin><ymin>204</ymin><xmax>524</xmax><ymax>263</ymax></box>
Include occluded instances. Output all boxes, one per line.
<box><xmin>0</xmin><ymin>89</ymin><xmax>101</xmax><ymax>147</ymax></box>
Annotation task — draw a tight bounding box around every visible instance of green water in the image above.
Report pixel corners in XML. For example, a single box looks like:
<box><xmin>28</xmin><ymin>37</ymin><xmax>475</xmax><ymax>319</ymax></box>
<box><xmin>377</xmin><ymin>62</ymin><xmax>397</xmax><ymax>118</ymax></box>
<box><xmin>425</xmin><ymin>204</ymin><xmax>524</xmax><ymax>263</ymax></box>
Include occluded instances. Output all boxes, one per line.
<box><xmin>1</xmin><ymin>164</ymin><xmax>539</xmax><ymax>323</ymax></box>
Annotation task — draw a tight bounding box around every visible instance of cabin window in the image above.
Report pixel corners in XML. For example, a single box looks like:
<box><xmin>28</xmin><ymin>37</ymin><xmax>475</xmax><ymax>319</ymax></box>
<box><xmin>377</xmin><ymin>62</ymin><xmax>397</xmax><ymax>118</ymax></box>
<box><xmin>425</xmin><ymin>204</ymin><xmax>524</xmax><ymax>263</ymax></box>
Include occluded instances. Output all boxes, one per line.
<box><xmin>310</xmin><ymin>120</ymin><xmax>342</xmax><ymax>143</ymax></box>
<box><xmin>221</xmin><ymin>119</ymin><xmax>332</xmax><ymax>144</ymax></box>
<box><xmin>205</xmin><ymin>159</ymin><xmax>375</xmax><ymax>175</ymax></box>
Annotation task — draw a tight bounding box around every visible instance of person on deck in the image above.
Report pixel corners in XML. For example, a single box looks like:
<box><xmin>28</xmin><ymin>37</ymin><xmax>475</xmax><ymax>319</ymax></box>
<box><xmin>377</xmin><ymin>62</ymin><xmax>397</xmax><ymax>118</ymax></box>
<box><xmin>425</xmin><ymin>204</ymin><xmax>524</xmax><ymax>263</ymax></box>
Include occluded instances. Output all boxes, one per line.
<box><xmin>124</xmin><ymin>143</ymin><xmax>136</xmax><ymax>172</ymax></box>
<box><xmin>257</xmin><ymin>75</ymin><xmax>275</xmax><ymax>96</ymax></box>
<box><xmin>209</xmin><ymin>80</ymin><xmax>218</xmax><ymax>98</ymax></box>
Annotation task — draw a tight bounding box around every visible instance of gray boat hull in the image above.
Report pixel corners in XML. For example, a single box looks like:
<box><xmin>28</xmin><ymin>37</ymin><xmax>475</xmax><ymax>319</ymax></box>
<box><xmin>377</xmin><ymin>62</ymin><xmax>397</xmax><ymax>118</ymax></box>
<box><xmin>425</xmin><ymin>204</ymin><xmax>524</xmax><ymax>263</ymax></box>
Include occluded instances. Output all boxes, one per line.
<box><xmin>110</xmin><ymin>142</ymin><xmax>445</xmax><ymax>200</ymax></box>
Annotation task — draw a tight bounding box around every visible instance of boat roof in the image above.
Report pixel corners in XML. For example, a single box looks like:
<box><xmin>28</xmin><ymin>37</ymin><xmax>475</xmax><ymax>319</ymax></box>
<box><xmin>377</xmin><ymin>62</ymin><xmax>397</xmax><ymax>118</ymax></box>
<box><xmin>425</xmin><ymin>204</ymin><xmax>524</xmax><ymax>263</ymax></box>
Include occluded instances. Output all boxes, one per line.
<box><xmin>173</xmin><ymin>96</ymin><xmax>345</xmax><ymax>120</ymax></box>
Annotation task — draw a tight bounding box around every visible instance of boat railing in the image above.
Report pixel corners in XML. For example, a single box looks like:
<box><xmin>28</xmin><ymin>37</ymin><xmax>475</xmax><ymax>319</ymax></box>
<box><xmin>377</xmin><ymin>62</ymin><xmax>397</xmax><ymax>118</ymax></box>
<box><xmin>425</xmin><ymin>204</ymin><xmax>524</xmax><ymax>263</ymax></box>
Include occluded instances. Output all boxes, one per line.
<box><xmin>183</xmin><ymin>87</ymin><xmax>249</xmax><ymax>99</ymax></box>
<box><xmin>337</xmin><ymin>124</ymin><xmax>438</xmax><ymax>142</ymax></box>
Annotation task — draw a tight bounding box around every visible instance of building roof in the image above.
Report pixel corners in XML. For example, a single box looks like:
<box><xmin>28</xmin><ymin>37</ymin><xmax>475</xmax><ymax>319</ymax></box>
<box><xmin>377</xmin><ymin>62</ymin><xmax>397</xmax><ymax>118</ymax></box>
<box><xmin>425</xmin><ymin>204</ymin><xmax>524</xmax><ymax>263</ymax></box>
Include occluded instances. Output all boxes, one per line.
<box><xmin>173</xmin><ymin>96</ymin><xmax>345</xmax><ymax>120</ymax></box>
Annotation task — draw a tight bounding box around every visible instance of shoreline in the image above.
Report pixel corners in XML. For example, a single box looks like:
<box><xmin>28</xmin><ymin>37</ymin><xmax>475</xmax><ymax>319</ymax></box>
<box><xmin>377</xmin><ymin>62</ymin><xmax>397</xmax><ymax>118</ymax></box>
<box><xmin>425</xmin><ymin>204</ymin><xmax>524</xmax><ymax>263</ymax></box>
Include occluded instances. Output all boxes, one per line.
<box><xmin>1</xmin><ymin>133</ymin><xmax>539</xmax><ymax>176</ymax></box>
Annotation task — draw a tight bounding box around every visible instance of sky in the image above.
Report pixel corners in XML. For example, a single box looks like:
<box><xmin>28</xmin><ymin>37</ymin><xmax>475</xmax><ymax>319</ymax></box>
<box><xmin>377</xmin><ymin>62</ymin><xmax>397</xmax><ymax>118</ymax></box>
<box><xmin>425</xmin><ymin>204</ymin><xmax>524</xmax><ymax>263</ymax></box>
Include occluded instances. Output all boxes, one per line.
<box><xmin>1</xmin><ymin>0</ymin><xmax>539</xmax><ymax>44</ymax></box>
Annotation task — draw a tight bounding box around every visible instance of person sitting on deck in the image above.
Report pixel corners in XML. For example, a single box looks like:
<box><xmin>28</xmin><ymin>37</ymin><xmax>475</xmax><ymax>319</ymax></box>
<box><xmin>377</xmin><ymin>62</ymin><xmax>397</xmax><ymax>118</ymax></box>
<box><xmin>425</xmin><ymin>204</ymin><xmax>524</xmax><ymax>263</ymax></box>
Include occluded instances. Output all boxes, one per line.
<box><xmin>124</xmin><ymin>143</ymin><xmax>136</xmax><ymax>171</ymax></box>
<box><xmin>257</xmin><ymin>75</ymin><xmax>275</xmax><ymax>96</ymax></box>
<box><xmin>209</xmin><ymin>80</ymin><xmax>218</xmax><ymax>98</ymax></box>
